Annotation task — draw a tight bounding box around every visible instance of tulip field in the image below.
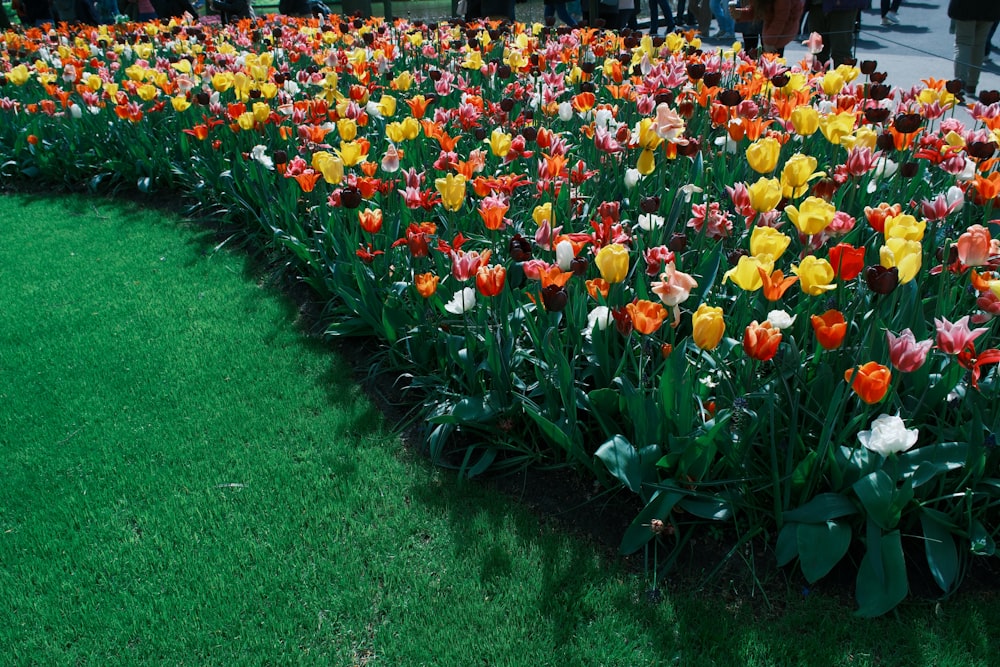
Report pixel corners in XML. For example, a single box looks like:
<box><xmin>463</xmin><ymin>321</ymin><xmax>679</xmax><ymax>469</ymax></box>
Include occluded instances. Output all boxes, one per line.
<box><xmin>2</xmin><ymin>14</ymin><xmax>1000</xmax><ymax>616</ymax></box>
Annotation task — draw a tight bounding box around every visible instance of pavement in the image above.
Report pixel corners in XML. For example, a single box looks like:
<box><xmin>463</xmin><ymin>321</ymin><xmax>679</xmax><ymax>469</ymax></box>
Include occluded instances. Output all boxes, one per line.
<box><xmin>664</xmin><ymin>1</ymin><xmax>999</xmax><ymax>96</ymax></box>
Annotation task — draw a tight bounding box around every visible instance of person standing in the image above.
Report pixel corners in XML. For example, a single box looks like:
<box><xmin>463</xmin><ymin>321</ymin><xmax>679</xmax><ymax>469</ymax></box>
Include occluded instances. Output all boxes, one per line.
<box><xmin>731</xmin><ymin>0</ymin><xmax>805</xmax><ymax>56</ymax></box>
<box><xmin>806</xmin><ymin>0</ymin><xmax>868</xmax><ymax>67</ymax></box>
<box><xmin>880</xmin><ymin>0</ymin><xmax>901</xmax><ymax>25</ymax></box>
<box><xmin>949</xmin><ymin>0</ymin><xmax>1000</xmax><ymax>95</ymax></box>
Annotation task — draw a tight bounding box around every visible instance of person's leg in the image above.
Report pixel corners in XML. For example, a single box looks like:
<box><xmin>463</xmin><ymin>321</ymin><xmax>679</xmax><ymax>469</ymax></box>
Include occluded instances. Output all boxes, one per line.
<box><xmin>710</xmin><ymin>0</ymin><xmax>734</xmax><ymax>35</ymax></box>
<box><xmin>954</xmin><ymin>19</ymin><xmax>976</xmax><ymax>91</ymax></box>
<box><xmin>986</xmin><ymin>20</ymin><xmax>998</xmax><ymax>58</ymax></box>
<box><xmin>826</xmin><ymin>9</ymin><xmax>857</xmax><ymax>65</ymax></box>
<box><xmin>554</xmin><ymin>1</ymin><xmax>576</xmax><ymax>25</ymax></box>
<box><xmin>692</xmin><ymin>0</ymin><xmax>712</xmax><ymax>36</ymax></box>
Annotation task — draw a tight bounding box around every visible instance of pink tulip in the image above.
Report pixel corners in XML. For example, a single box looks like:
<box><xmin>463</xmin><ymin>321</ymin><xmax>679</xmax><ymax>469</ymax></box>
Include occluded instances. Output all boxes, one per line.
<box><xmin>935</xmin><ymin>315</ymin><xmax>988</xmax><ymax>355</ymax></box>
<box><xmin>886</xmin><ymin>329</ymin><xmax>932</xmax><ymax>372</ymax></box>
<box><xmin>956</xmin><ymin>224</ymin><xmax>993</xmax><ymax>267</ymax></box>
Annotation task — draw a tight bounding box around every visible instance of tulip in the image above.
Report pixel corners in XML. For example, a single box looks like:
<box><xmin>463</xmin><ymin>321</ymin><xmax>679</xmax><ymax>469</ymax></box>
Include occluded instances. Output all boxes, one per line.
<box><xmin>792</xmin><ymin>256</ymin><xmax>837</xmax><ymax>295</ymax></box>
<box><xmin>723</xmin><ymin>254</ymin><xmax>774</xmax><ymax>291</ymax></box>
<box><xmin>750</xmin><ymin>226</ymin><xmax>791</xmax><ymax>260</ymax></box>
<box><xmin>844</xmin><ymin>362</ymin><xmax>892</xmax><ymax>404</ymax></box>
<box><xmin>746</xmin><ymin>177</ymin><xmax>783</xmax><ymax>213</ymax></box>
<box><xmin>587</xmin><ymin>278</ymin><xmax>610</xmax><ymax>300</ymax></box>
<box><xmin>828</xmin><ymin>243</ymin><xmax>866</xmax><ymax>281</ymax></box>
<box><xmin>746</xmin><ymin>136</ymin><xmax>781</xmax><ymax>174</ymax></box>
<box><xmin>489</xmin><ymin>128</ymin><xmax>512</xmax><ymax>157</ymax></box>
<box><xmin>758</xmin><ymin>268</ymin><xmax>799</xmax><ymax>301</ymax></box>
<box><xmin>879</xmin><ymin>238</ymin><xmax>922</xmax><ymax>284</ymax></box>
<box><xmin>445</xmin><ymin>287</ymin><xmax>477</xmax><ymax>315</ymax></box>
<box><xmin>435</xmin><ymin>173</ymin><xmax>467</xmax><ymax>212</ymax></box>
<box><xmin>956</xmin><ymin>225</ymin><xmax>993</xmax><ymax>266</ymax></box>
<box><xmin>864</xmin><ymin>202</ymin><xmax>902</xmax><ymax>234</ymax></box>
<box><xmin>358</xmin><ymin>208</ymin><xmax>383</xmax><ymax>234</ymax></box>
<box><xmin>785</xmin><ymin>196</ymin><xmax>836</xmax><ymax>236</ymax></box>
<box><xmin>336</xmin><ymin>141</ymin><xmax>366</xmax><ymax>167</ymax></box>
<box><xmin>311</xmin><ymin>151</ymin><xmax>344</xmax><ymax>184</ymax></box>
<box><xmin>541</xmin><ymin>284</ymin><xmax>569</xmax><ymax>312</ymax></box>
<box><xmin>886</xmin><ymin>329</ymin><xmax>932</xmax><ymax>372</ymax></box>
<box><xmin>692</xmin><ymin>304</ymin><xmax>726</xmax><ymax>351</ymax></box>
<box><xmin>790</xmin><ymin>106</ymin><xmax>819</xmax><ymax>136</ymax></box>
<box><xmin>935</xmin><ymin>315</ymin><xmax>988</xmax><ymax>355</ymax></box>
<box><xmin>810</xmin><ymin>309</ymin><xmax>847</xmax><ymax>349</ymax></box>
<box><xmin>883</xmin><ymin>214</ymin><xmax>926</xmax><ymax>242</ymax></box>
<box><xmin>414</xmin><ymin>272</ymin><xmax>439</xmax><ymax>298</ymax></box>
<box><xmin>821</xmin><ymin>70</ymin><xmax>846</xmax><ymax>96</ymax></box>
<box><xmin>858</xmin><ymin>413</ymin><xmax>919</xmax><ymax>457</ymax></box>
<box><xmin>450</xmin><ymin>249</ymin><xmax>491</xmax><ymax>281</ymax></box>
<box><xmin>780</xmin><ymin>153</ymin><xmax>819</xmax><ymax>199</ymax></box>
<box><xmin>743</xmin><ymin>321</ymin><xmax>782</xmax><ymax>361</ymax></box>
<box><xmin>532</xmin><ymin>202</ymin><xmax>553</xmax><ymax>227</ymax></box>
<box><xmin>626</xmin><ymin>300</ymin><xmax>669</xmax><ymax>335</ymax></box>
<box><xmin>865</xmin><ymin>265</ymin><xmax>899</xmax><ymax>294</ymax></box>
<box><xmin>595</xmin><ymin>243</ymin><xmax>630</xmax><ymax>284</ymax></box>
<box><xmin>818</xmin><ymin>112</ymin><xmax>856</xmax><ymax>145</ymax></box>
<box><xmin>475</xmin><ymin>265</ymin><xmax>507</xmax><ymax>297</ymax></box>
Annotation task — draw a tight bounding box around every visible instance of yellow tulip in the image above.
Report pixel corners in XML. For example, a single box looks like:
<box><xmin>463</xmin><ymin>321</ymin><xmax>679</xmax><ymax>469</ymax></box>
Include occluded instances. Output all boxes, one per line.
<box><xmin>790</xmin><ymin>106</ymin><xmax>819</xmax><ymax>136</ymax></box>
<box><xmin>236</xmin><ymin>111</ymin><xmax>255</xmax><ymax>131</ymax></box>
<box><xmin>723</xmin><ymin>254</ymin><xmax>774</xmax><ymax>291</ymax></box>
<box><xmin>211</xmin><ymin>72</ymin><xmax>234</xmax><ymax>93</ymax></box>
<box><xmin>385</xmin><ymin>121</ymin><xmax>406</xmax><ymax>144</ymax></box>
<box><xmin>401</xmin><ymin>117</ymin><xmax>421</xmax><ymax>140</ymax></box>
<box><xmin>336</xmin><ymin>140</ymin><xmax>365</xmax><ymax>167</ymax></box>
<box><xmin>8</xmin><ymin>64</ymin><xmax>29</xmax><ymax>86</ymax></box>
<box><xmin>746</xmin><ymin>177</ymin><xmax>782</xmax><ymax>213</ymax></box>
<box><xmin>337</xmin><ymin>118</ymin><xmax>357</xmax><ymax>142</ymax></box>
<box><xmin>780</xmin><ymin>153</ymin><xmax>819</xmax><ymax>199</ymax></box>
<box><xmin>435</xmin><ymin>173</ymin><xmax>467</xmax><ymax>212</ymax></box>
<box><xmin>692</xmin><ymin>304</ymin><xmax>726</xmax><ymax>351</ymax></box>
<box><xmin>136</xmin><ymin>83</ymin><xmax>159</xmax><ymax>102</ymax></box>
<box><xmin>489</xmin><ymin>128</ymin><xmax>512</xmax><ymax>158</ymax></box>
<box><xmin>637</xmin><ymin>149</ymin><xmax>656</xmax><ymax>176</ymax></box>
<box><xmin>377</xmin><ymin>94</ymin><xmax>396</xmax><ymax>117</ymax></box>
<box><xmin>785</xmin><ymin>196</ymin><xmax>836</xmax><ymax>236</ymax></box>
<box><xmin>635</xmin><ymin>118</ymin><xmax>663</xmax><ymax>150</ymax></box>
<box><xmin>391</xmin><ymin>71</ymin><xmax>413</xmax><ymax>91</ymax></box>
<box><xmin>821</xmin><ymin>70</ymin><xmax>845</xmax><ymax>96</ymax></box>
<box><xmin>85</xmin><ymin>74</ymin><xmax>102</xmax><ymax>92</ymax></box>
<box><xmin>746</xmin><ymin>136</ymin><xmax>781</xmax><ymax>174</ymax></box>
<box><xmin>259</xmin><ymin>82</ymin><xmax>278</xmax><ymax>100</ymax></box>
<box><xmin>532</xmin><ymin>202</ymin><xmax>553</xmax><ymax>227</ymax></box>
<box><xmin>252</xmin><ymin>102</ymin><xmax>270</xmax><ymax>125</ymax></box>
<box><xmin>749</xmin><ymin>226</ymin><xmax>791</xmax><ymax>260</ymax></box>
<box><xmin>841</xmin><ymin>126</ymin><xmax>878</xmax><ymax>151</ymax></box>
<box><xmin>883</xmin><ymin>214</ymin><xmax>926</xmax><ymax>242</ymax></box>
<box><xmin>462</xmin><ymin>50</ymin><xmax>484</xmax><ymax>70</ymax></box>
<box><xmin>312</xmin><ymin>151</ymin><xmax>344</xmax><ymax>184</ymax></box>
<box><xmin>171</xmin><ymin>95</ymin><xmax>191</xmax><ymax>112</ymax></box>
<box><xmin>818</xmin><ymin>112</ymin><xmax>856</xmax><ymax>145</ymax></box>
<box><xmin>880</xmin><ymin>238</ymin><xmax>922</xmax><ymax>283</ymax></box>
<box><xmin>792</xmin><ymin>256</ymin><xmax>837</xmax><ymax>295</ymax></box>
<box><xmin>594</xmin><ymin>243</ymin><xmax>630</xmax><ymax>284</ymax></box>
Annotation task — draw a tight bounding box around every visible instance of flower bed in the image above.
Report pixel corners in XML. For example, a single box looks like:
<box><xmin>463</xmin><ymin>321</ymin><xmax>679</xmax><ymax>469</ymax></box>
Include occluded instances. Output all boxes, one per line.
<box><xmin>2</xmin><ymin>15</ymin><xmax>1000</xmax><ymax>615</ymax></box>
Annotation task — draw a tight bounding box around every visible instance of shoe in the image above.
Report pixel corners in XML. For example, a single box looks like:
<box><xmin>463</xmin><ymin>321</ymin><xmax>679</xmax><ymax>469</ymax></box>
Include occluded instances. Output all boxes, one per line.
<box><xmin>882</xmin><ymin>11</ymin><xmax>899</xmax><ymax>25</ymax></box>
<box><xmin>711</xmin><ymin>31</ymin><xmax>734</xmax><ymax>40</ymax></box>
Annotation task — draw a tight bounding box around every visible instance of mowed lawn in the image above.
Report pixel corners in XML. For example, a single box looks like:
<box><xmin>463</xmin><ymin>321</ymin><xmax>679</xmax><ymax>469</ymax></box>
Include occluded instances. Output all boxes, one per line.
<box><xmin>1</xmin><ymin>191</ymin><xmax>997</xmax><ymax>666</ymax></box>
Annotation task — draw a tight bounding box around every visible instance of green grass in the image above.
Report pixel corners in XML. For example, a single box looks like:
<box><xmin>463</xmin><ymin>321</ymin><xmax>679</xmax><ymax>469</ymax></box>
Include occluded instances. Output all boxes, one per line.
<box><xmin>1</xmin><ymin>191</ymin><xmax>999</xmax><ymax>666</ymax></box>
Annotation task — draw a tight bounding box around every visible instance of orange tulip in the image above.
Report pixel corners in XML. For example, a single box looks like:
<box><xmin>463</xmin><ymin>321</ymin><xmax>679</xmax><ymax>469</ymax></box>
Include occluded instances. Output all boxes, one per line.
<box><xmin>743</xmin><ymin>321</ymin><xmax>782</xmax><ymax>361</ymax></box>
<box><xmin>844</xmin><ymin>362</ymin><xmax>892</xmax><ymax>404</ymax></box>
<box><xmin>626</xmin><ymin>300</ymin><xmax>669</xmax><ymax>335</ymax></box>
<box><xmin>475</xmin><ymin>265</ymin><xmax>507</xmax><ymax>297</ymax></box>
<box><xmin>586</xmin><ymin>278</ymin><xmax>610</xmax><ymax>300</ymax></box>
<box><xmin>358</xmin><ymin>208</ymin><xmax>383</xmax><ymax>234</ymax></box>
<box><xmin>810</xmin><ymin>309</ymin><xmax>847</xmax><ymax>350</ymax></box>
<box><xmin>758</xmin><ymin>268</ymin><xmax>799</xmax><ymax>301</ymax></box>
<box><xmin>414</xmin><ymin>272</ymin><xmax>439</xmax><ymax>298</ymax></box>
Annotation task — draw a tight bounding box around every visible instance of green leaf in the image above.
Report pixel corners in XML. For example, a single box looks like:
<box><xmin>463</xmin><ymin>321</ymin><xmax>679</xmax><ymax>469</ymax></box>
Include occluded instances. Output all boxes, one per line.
<box><xmin>678</xmin><ymin>496</ymin><xmax>731</xmax><ymax>521</ymax></box>
<box><xmin>595</xmin><ymin>436</ymin><xmax>659</xmax><ymax>496</ymax></box>
<box><xmin>855</xmin><ymin>530</ymin><xmax>909</xmax><ymax>617</ymax></box>
<box><xmin>920</xmin><ymin>512</ymin><xmax>959</xmax><ymax>594</ymax></box>
<box><xmin>776</xmin><ymin>523</ymin><xmax>798</xmax><ymax>567</ymax></box>
<box><xmin>783</xmin><ymin>492</ymin><xmax>858</xmax><ymax>524</ymax></box>
<box><xmin>619</xmin><ymin>488</ymin><xmax>686</xmax><ymax>555</ymax></box>
<box><xmin>853</xmin><ymin>470</ymin><xmax>898</xmax><ymax>531</ymax></box>
<box><xmin>797</xmin><ymin>521</ymin><xmax>852</xmax><ymax>584</ymax></box>
<box><xmin>523</xmin><ymin>405</ymin><xmax>571</xmax><ymax>451</ymax></box>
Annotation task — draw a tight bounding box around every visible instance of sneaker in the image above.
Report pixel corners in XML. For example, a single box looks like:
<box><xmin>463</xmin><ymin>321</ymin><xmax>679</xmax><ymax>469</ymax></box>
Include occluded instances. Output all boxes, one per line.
<box><xmin>711</xmin><ymin>31</ymin><xmax>734</xmax><ymax>40</ymax></box>
<box><xmin>882</xmin><ymin>11</ymin><xmax>899</xmax><ymax>25</ymax></box>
